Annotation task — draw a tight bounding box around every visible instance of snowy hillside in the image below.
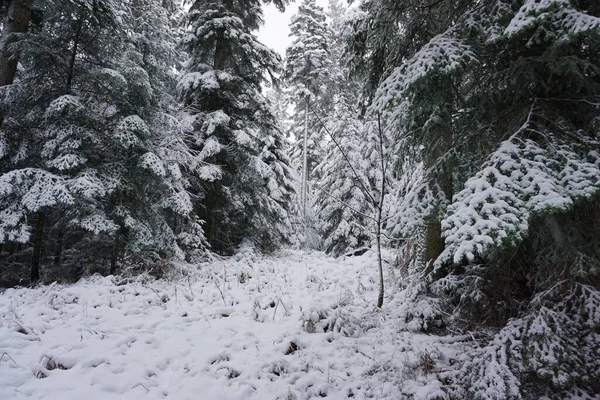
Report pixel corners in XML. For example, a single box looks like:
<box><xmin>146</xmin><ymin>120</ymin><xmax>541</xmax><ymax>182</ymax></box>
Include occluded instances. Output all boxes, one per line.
<box><xmin>0</xmin><ymin>250</ymin><xmax>467</xmax><ymax>400</ymax></box>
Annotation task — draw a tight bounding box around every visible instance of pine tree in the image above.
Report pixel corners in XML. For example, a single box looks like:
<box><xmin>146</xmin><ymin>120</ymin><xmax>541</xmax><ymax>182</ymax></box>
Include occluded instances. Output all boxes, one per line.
<box><xmin>0</xmin><ymin>0</ymin><xmax>204</xmax><ymax>283</ymax></box>
<box><xmin>284</xmin><ymin>0</ymin><xmax>332</xmax><ymax>221</ymax></box>
<box><xmin>313</xmin><ymin>96</ymin><xmax>371</xmax><ymax>257</ymax></box>
<box><xmin>360</xmin><ymin>0</ymin><xmax>600</xmax><ymax>395</ymax></box>
<box><xmin>345</xmin><ymin>0</ymin><xmax>474</xmax><ymax>269</ymax></box>
<box><xmin>178</xmin><ymin>0</ymin><xmax>294</xmax><ymax>254</ymax></box>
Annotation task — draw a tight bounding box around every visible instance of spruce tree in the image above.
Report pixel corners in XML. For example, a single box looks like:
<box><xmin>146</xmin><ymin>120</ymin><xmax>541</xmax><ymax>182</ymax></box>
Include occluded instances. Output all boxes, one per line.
<box><xmin>179</xmin><ymin>0</ymin><xmax>294</xmax><ymax>253</ymax></box>
<box><xmin>360</xmin><ymin>0</ymin><xmax>600</xmax><ymax>395</ymax></box>
<box><xmin>0</xmin><ymin>0</ymin><xmax>203</xmax><ymax>283</ymax></box>
<box><xmin>284</xmin><ymin>0</ymin><xmax>332</xmax><ymax>219</ymax></box>
<box><xmin>313</xmin><ymin>96</ymin><xmax>371</xmax><ymax>257</ymax></box>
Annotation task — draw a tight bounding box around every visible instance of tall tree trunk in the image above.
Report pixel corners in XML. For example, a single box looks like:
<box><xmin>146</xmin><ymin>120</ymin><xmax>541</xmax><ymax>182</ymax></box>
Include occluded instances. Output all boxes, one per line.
<box><xmin>423</xmin><ymin>117</ymin><xmax>453</xmax><ymax>274</ymax></box>
<box><xmin>376</xmin><ymin>114</ymin><xmax>386</xmax><ymax>308</ymax></box>
<box><xmin>66</xmin><ymin>14</ymin><xmax>84</xmax><ymax>91</ymax></box>
<box><xmin>0</xmin><ymin>0</ymin><xmax>34</xmax><ymax>87</ymax></box>
<box><xmin>302</xmin><ymin>96</ymin><xmax>309</xmax><ymax>221</ymax></box>
<box><xmin>110</xmin><ymin>229</ymin><xmax>121</xmax><ymax>275</ymax></box>
<box><xmin>30</xmin><ymin>211</ymin><xmax>45</xmax><ymax>282</ymax></box>
<box><xmin>54</xmin><ymin>228</ymin><xmax>63</xmax><ymax>265</ymax></box>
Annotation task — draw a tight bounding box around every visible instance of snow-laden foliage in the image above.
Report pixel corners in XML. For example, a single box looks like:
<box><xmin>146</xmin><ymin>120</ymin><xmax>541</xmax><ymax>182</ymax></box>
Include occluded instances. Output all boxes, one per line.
<box><xmin>372</xmin><ymin>33</ymin><xmax>476</xmax><ymax>114</ymax></box>
<box><xmin>180</xmin><ymin>0</ymin><xmax>295</xmax><ymax>253</ymax></box>
<box><xmin>441</xmin><ymin>130</ymin><xmax>600</xmax><ymax>264</ymax></box>
<box><xmin>387</xmin><ymin>165</ymin><xmax>445</xmax><ymax>239</ymax></box>
<box><xmin>0</xmin><ymin>0</ymin><xmax>205</xmax><ymax>284</ymax></box>
<box><xmin>463</xmin><ymin>283</ymin><xmax>600</xmax><ymax>399</ymax></box>
<box><xmin>504</xmin><ymin>0</ymin><xmax>600</xmax><ymax>42</ymax></box>
<box><xmin>312</xmin><ymin>98</ymin><xmax>371</xmax><ymax>256</ymax></box>
<box><xmin>285</xmin><ymin>0</ymin><xmax>332</xmax><ymax>99</ymax></box>
<box><xmin>0</xmin><ymin>169</ymin><xmax>73</xmax><ymax>243</ymax></box>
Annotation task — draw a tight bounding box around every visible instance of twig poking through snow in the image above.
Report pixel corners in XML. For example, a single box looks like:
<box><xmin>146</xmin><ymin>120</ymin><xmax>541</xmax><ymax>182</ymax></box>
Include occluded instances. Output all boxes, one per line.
<box><xmin>0</xmin><ymin>352</ymin><xmax>17</xmax><ymax>365</ymax></box>
<box><xmin>132</xmin><ymin>383</ymin><xmax>149</xmax><ymax>392</ymax></box>
<box><xmin>273</xmin><ymin>299</ymin><xmax>289</xmax><ymax>320</ymax></box>
<box><xmin>214</xmin><ymin>281</ymin><xmax>227</xmax><ymax>306</ymax></box>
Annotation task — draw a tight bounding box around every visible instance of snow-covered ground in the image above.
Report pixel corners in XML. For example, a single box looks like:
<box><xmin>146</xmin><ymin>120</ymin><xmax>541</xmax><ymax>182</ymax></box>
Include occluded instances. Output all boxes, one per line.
<box><xmin>0</xmin><ymin>249</ymin><xmax>467</xmax><ymax>400</ymax></box>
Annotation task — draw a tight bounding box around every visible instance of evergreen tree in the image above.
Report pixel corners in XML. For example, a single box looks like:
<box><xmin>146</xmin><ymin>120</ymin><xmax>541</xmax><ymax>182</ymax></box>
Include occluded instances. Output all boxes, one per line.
<box><xmin>178</xmin><ymin>0</ymin><xmax>294</xmax><ymax>253</ymax></box>
<box><xmin>313</xmin><ymin>96</ymin><xmax>371</xmax><ymax>256</ymax></box>
<box><xmin>284</xmin><ymin>0</ymin><xmax>332</xmax><ymax>219</ymax></box>
<box><xmin>345</xmin><ymin>0</ymin><xmax>473</xmax><ymax>269</ymax></box>
<box><xmin>0</xmin><ymin>0</ymin><xmax>203</xmax><ymax>284</ymax></box>
<box><xmin>361</xmin><ymin>0</ymin><xmax>600</xmax><ymax>395</ymax></box>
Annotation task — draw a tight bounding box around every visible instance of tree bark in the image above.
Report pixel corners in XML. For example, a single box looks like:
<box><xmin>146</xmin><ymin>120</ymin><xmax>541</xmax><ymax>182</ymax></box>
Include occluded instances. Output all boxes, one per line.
<box><xmin>53</xmin><ymin>228</ymin><xmax>63</xmax><ymax>265</ymax></box>
<box><xmin>423</xmin><ymin>107</ymin><xmax>453</xmax><ymax>274</ymax></box>
<box><xmin>0</xmin><ymin>0</ymin><xmax>34</xmax><ymax>87</ymax></box>
<box><xmin>66</xmin><ymin>14</ymin><xmax>84</xmax><ymax>91</ymax></box>
<box><xmin>110</xmin><ymin>229</ymin><xmax>121</xmax><ymax>275</ymax></box>
<box><xmin>30</xmin><ymin>211</ymin><xmax>45</xmax><ymax>282</ymax></box>
<box><xmin>376</xmin><ymin>114</ymin><xmax>386</xmax><ymax>308</ymax></box>
<box><xmin>302</xmin><ymin>96</ymin><xmax>309</xmax><ymax>221</ymax></box>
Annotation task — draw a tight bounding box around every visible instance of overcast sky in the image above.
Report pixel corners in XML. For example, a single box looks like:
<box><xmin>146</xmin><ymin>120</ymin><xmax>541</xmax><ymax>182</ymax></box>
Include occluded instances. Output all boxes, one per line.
<box><xmin>258</xmin><ymin>0</ymin><xmax>329</xmax><ymax>56</ymax></box>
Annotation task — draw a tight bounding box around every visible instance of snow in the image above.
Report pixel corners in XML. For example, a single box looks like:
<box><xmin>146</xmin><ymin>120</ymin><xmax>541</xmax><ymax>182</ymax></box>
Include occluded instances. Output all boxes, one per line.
<box><xmin>0</xmin><ymin>250</ymin><xmax>468</xmax><ymax>400</ymax></box>
<box><xmin>139</xmin><ymin>152</ymin><xmax>166</xmax><ymax>177</ymax></box>
<box><xmin>504</xmin><ymin>0</ymin><xmax>600</xmax><ymax>41</ymax></box>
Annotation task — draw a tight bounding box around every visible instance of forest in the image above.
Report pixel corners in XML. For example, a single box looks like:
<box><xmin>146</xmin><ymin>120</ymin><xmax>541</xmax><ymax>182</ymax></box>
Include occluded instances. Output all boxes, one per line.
<box><xmin>1</xmin><ymin>0</ymin><xmax>599</xmax><ymax>399</ymax></box>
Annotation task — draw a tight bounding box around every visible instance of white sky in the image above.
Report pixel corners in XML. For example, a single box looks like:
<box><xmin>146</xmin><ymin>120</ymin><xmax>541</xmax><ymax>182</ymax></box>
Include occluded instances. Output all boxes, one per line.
<box><xmin>258</xmin><ymin>0</ymin><xmax>329</xmax><ymax>56</ymax></box>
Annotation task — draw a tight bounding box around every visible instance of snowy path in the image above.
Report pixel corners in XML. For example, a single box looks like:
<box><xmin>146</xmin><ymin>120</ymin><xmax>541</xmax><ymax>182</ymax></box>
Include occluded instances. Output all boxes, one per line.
<box><xmin>0</xmin><ymin>250</ymin><xmax>466</xmax><ymax>400</ymax></box>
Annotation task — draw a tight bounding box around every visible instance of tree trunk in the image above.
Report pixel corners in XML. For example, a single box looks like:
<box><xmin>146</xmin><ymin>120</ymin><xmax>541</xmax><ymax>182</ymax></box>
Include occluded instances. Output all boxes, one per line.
<box><xmin>110</xmin><ymin>229</ymin><xmax>121</xmax><ymax>275</ymax></box>
<box><xmin>423</xmin><ymin>112</ymin><xmax>453</xmax><ymax>274</ymax></box>
<box><xmin>30</xmin><ymin>211</ymin><xmax>45</xmax><ymax>282</ymax></box>
<box><xmin>376</xmin><ymin>208</ymin><xmax>384</xmax><ymax>308</ymax></box>
<box><xmin>66</xmin><ymin>14</ymin><xmax>84</xmax><ymax>91</ymax></box>
<box><xmin>0</xmin><ymin>0</ymin><xmax>34</xmax><ymax>87</ymax></box>
<box><xmin>376</xmin><ymin>114</ymin><xmax>386</xmax><ymax>308</ymax></box>
<box><xmin>302</xmin><ymin>96</ymin><xmax>309</xmax><ymax>221</ymax></box>
<box><xmin>54</xmin><ymin>228</ymin><xmax>63</xmax><ymax>265</ymax></box>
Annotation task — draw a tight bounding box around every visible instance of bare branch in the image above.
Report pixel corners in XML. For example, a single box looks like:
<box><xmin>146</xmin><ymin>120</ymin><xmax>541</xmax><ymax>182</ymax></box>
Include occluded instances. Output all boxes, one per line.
<box><xmin>307</xmin><ymin>102</ymin><xmax>377</xmax><ymax>206</ymax></box>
